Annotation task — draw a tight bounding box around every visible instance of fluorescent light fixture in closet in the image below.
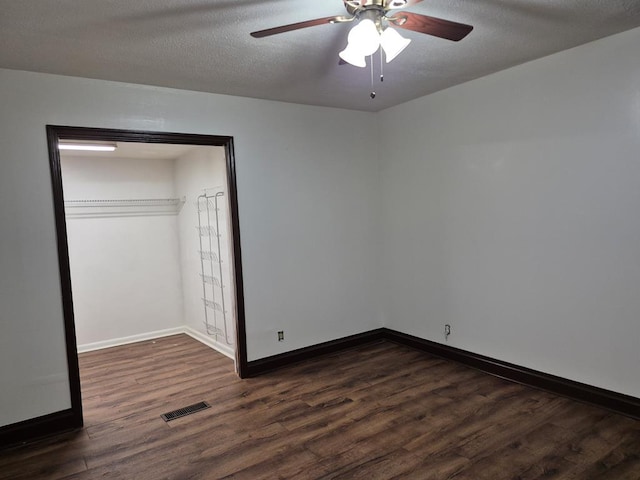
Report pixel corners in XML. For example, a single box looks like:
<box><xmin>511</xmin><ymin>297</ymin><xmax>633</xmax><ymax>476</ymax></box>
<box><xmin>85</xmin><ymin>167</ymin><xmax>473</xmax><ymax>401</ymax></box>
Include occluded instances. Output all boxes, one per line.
<box><xmin>58</xmin><ymin>142</ymin><xmax>117</xmax><ymax>152</ymax></box>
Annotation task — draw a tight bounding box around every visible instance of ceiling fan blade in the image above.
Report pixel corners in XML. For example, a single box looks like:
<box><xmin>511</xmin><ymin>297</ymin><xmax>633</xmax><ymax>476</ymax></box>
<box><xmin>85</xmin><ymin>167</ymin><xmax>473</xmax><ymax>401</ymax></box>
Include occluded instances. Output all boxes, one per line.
<box><xmin>250</xmin><ymin>16</ymin><xmax>343</xmax><ymax>38</ymax></box>
<box><xmin>390</xmin><ymin>12</ymin><xmax>473</xmax><ymax>41</ymax></box>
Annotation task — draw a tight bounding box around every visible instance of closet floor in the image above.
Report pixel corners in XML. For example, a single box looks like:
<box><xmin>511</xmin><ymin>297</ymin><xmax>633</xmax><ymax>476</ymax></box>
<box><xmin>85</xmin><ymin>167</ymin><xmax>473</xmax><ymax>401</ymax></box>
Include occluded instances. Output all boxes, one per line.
<box><xmin>1</xmin><ymin>334</ymin><xmax>639</xmax><ymax>479</ymax></box>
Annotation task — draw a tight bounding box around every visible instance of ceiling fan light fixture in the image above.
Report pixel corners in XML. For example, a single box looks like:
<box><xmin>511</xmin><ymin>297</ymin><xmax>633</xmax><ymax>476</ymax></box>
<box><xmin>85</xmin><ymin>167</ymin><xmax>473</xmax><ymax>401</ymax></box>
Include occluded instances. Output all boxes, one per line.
<box><xmin>380</xmin><ymin>27</ymin><xmax>411</xmax><ymax>63</ymax></box>
<box><xmin>339</xmin><ymin>46</ymin><xmax>367</xmax><ymax>67</ymax></box>
<box><xmin>346</xmin><ymin>18</ymin><xmax>380</xmax><ymax>57</ymax></box>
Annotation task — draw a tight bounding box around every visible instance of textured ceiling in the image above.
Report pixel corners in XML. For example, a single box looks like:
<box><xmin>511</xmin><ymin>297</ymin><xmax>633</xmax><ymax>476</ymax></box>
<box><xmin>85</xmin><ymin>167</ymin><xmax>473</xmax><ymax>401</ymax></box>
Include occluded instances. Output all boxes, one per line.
<box><xmin>1</xmin><ymin>0</ymin><xmax>640</xmax><ymax>111</ymax></box>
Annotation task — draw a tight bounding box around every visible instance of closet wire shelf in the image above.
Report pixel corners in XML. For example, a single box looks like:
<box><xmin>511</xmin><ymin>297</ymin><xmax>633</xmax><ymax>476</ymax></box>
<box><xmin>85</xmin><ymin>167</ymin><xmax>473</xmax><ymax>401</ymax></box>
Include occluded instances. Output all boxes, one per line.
<box><xmin>196</xmin><ymin>226</ymin><xmax>220</xmax><ymax>237</ymax></box>
<box><xmin>64</xmin><ymin>197</ymin><xmax>185</xmax><ymax>218</ymax></box>
<box><xmin>200</xmin><ymin>274</ymin><xmax>222</xmax><ymax>287</ymax></box>
<box><xmin>198</xmin><ymin>250</ymin><xmax>220</xmax><ymax>262</ymax></box>
<box><xmin>197</xmin><ymin>190</ymin><xmax>232</xmax><ymax>345</ymax></box>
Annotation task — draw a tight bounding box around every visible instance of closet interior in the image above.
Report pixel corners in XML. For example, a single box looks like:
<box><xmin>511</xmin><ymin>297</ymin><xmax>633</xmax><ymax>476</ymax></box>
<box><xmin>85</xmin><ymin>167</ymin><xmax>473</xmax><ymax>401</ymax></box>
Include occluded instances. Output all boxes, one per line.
<box><xmin>60</xmin><ymin>142</ymin><xmax>236</xmax><ymax>358</ymax></box>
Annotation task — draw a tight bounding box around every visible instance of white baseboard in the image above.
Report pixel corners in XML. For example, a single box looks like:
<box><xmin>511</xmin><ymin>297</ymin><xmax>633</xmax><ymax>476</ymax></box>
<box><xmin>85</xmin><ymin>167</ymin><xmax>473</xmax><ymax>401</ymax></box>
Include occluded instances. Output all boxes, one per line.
<box><xmin>77</xmin><ymin>326</ymin><xmax>236</xmax><ymax>361</ymax></box>
<box><xmin>77</xmin><ymin>327</ymin><xmax>185</xmax><ymax>353</ymax></box>
<box><xmin>184</xmin><ymin>326</ymin><xmax>235</xmax><ymax>360</ymax></box>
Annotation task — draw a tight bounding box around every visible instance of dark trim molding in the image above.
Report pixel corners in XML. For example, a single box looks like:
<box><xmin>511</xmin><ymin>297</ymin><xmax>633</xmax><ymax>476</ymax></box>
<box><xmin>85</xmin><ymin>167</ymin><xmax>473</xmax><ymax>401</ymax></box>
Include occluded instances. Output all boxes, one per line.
<box><xmin>246</xmin><ymin>329</ymin><xmax>386</xmax><ymax>376</ymax></box>
<box><xmin>383</xmin><ymin>328</ymin><xmax>640</xmax><ymax>419</ymax></box>
<box><xmin>223</xmin><ymin>137</ymin><xmax>249</xmax><ymax>378</ymax></box>
<box><xmin>0</xmin><ymin>410</ymin><xmax>79</xmax><ymax>450</ymax></box>
<box><xmin>247</xmin><ymin>327</ymin><xmax>640</xmax><ymax>419</ymax></box>
<box><xmin>46</xmin><ymin>125</ymin><xmax>247</xmax><ymax>377</ymax></box>
<box><xmin>46</xmin><ymin>126</ymin><xmax>84</xmax><ymax>434</ymax></box>
<box><xmin>37</xmin><ymin>125</ymin><xmax>249</xmax><ymax>447</ymax></box>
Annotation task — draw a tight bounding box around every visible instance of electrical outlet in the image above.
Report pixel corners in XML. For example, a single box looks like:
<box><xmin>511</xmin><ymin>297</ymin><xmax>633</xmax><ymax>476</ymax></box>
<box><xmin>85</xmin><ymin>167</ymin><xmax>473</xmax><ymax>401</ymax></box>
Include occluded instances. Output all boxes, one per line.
<box><xmin>277</xmin><ymin>331</ymin><xmax>284</xmax><ymax>342</ymax></box>
<box><xmin>444</xmin><ymin>324</ymin><xmax>451</xmax><ymax>341</ymax></box>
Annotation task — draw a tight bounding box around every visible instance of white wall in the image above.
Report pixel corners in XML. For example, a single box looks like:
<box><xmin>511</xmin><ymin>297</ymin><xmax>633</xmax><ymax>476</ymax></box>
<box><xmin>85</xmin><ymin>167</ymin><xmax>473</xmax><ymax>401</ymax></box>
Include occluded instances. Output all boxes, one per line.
<box><xmin>174</xmin><ymin>147</ymin><xmax>235</xmax><ymax>351</ymax></box>
<box><xmin>0</xmin><ymin>69</ymin><xmax>380</xmax><ymax>427</ymax></box>
<box><xmin>379</xmin><ymin>27</ymin><xmax>640</xmax><ymax>397</ymax></box>
<box><xmin>61</xmin><ymin>156</ymin><xmax>184</xmax><ymax>348</ymax></box>
<box><xmin>5</xmin><ymin>25</ymin><xmax>638</xmax><ymax>430</ymax></box>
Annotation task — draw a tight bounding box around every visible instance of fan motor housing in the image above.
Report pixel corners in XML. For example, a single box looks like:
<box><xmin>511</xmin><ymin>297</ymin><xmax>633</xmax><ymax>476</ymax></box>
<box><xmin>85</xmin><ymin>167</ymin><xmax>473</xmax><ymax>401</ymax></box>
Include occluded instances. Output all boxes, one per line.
<box><xmin>345</xmin><ymin>0</ymin><xmax>388</xmax><ymax>16</ymax></box>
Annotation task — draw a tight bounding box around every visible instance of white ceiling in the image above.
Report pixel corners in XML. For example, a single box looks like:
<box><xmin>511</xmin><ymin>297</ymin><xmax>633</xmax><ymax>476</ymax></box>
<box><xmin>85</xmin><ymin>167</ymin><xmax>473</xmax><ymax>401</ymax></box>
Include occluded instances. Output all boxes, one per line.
<box><xmin>1</xmin><ymin>0</ymin><xmax>639</xmax><ymax>112</ymax></box>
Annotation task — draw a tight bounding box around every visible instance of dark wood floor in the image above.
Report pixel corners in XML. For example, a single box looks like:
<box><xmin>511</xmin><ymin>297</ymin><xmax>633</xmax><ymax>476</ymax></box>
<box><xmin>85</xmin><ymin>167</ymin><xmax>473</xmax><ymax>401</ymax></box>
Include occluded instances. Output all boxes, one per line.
<box><xmin>1</xmin><ymin>335</ymin><xmax>639</xmax><ymax>479</ymax></box>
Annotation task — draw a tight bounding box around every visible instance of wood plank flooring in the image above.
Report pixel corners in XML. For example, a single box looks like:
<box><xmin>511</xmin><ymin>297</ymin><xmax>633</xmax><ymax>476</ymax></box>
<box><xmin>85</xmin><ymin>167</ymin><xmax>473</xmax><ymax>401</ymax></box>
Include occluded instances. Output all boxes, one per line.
<box><xmin>1</xmin><ymin>334</ymin><xmax>639</xmax><ymax>479</ymax></box>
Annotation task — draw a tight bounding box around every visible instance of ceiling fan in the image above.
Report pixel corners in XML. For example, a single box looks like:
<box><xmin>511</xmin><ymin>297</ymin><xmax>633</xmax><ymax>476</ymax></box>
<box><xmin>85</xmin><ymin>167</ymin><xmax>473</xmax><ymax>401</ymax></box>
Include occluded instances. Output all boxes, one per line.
<box><xmin>250</xmin><ymin>0</ymin><xmax>473</xmax><ymax>67</ymax></box>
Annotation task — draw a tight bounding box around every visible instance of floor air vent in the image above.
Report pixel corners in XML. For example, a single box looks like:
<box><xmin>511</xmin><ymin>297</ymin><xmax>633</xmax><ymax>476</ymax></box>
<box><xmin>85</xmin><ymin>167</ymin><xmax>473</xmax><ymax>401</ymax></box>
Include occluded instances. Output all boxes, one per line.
<box><xmin>161</xmin><ymin>401</ymin><xmax>211</xmax><ymax>422</ymax></box>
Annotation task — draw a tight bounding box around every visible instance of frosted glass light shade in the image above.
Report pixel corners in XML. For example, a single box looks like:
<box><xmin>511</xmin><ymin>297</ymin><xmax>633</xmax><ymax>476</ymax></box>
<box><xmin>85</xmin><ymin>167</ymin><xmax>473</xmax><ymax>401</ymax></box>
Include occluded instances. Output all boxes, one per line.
<box><xmin>380</xmin><ymin>27</ymin><xmax>411</xmax><ymax>63</ymax></box>
<box><xmin>347</xmin><ymin>19</ymin><xmax>380</xmax><ymax>56</ymax></box>
<box><xmin>339</xmin><ymin>46</ymin><xmax>367</xmax><ymax>67</ymax></box>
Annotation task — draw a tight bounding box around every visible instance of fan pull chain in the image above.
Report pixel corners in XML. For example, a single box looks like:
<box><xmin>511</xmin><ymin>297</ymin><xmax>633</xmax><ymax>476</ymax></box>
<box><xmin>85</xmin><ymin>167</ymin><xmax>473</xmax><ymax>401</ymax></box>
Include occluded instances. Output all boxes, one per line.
<box><xmin>370</xmin><ymin>55</ymin><xmax>376</xmax><ymax>99</ymax></box>
<box><xmin>380</xmin><ymin>48</ymin><xmax>384</xmax><ymax>82</ymax></box>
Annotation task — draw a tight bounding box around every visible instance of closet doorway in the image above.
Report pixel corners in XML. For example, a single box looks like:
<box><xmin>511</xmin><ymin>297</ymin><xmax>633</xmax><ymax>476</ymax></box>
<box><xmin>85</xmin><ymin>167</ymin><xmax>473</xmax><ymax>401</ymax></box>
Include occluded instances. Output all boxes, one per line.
<box><xmin>47</xmin><ymin>126</ymin><xmax>248</xmax><ymax>424</ymax></box>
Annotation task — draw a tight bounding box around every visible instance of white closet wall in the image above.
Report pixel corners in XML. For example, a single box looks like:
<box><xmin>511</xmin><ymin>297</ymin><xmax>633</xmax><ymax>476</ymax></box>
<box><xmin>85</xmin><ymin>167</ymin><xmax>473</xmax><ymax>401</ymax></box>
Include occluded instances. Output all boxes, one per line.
<box><xmin>174</xmin><ymin>147</ymin><xmax>234</xmax><ymax>355</ymax></box>
<box><xmin>61</xmin><ymin>156</ymin><xmax>184</xmax><ymax>349</ymax></box>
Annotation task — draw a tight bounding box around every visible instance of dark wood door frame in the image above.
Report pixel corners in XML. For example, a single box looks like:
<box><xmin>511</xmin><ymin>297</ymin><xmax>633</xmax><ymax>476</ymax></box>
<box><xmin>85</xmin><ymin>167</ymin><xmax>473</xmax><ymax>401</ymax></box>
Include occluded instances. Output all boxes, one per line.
<box><xmin>46</xmin><ymin>125</ymin><xmax>249</xmax><ymax>428</ymax></box>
